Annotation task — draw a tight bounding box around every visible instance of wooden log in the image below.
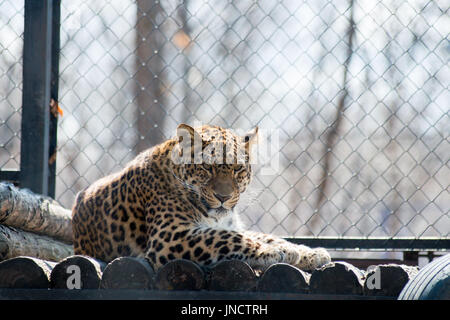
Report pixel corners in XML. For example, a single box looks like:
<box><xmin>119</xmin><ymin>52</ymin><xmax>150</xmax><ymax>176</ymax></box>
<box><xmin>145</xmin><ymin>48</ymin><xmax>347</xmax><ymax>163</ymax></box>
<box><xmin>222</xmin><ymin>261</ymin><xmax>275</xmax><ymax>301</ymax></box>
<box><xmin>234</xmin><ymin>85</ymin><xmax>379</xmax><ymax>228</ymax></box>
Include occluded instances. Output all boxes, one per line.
<box><xmin>258</xmin><ymin>263</ymin><xmax>310</xmax><ymax>293</ymax></box>
<box><xmin>363</xmin><ymin>264</ymin><xmax>419</xmax><ymax>297</ymax></box>
<box><xmin>100</xmin><ymin>256</ymin><xmax>155</xmax><ymax>289</ymax></box>
<box><xmin>310</xmin><ymin>261</ymin><xmax>364</xmax><ymax>295</ymax></box>
<box><xmin>155</xmin><ymin>259</ymin><xmax>205</xmax><ymax>291</ymax></box>
<box><xmin>0</xmin><ymin>256</ymin><xmax>56</xmax><ymax>288</ymax></box>
<box><xmin>0</xmin><ymin>182</ymin><xmax>72</xmax><ymax>243</ymax></box>
<box><xmin>208</xmin><ymin>260</ymin><xmax>258</xmax><ymax>291</ymax></box>
<box><xmin>0</xmin><ymin>224</ymin><xmax>73</xmax><ymax>262</ymax></box>
<box><xmin>50</xmin><ymin>255</ymin><xmax>106</xmax><ymax>289</ymax></box>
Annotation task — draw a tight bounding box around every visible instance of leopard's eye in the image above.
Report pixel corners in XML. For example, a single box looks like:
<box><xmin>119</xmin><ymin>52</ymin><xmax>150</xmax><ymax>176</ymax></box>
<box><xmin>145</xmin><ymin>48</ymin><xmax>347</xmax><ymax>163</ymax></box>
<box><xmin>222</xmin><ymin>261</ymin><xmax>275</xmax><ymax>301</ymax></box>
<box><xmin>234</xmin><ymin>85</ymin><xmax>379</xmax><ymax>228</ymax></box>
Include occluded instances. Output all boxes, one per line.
<box><xmin>234</xmin><ymin>165</ymin><xmax>244</xmax><ymax>173</ymax></box>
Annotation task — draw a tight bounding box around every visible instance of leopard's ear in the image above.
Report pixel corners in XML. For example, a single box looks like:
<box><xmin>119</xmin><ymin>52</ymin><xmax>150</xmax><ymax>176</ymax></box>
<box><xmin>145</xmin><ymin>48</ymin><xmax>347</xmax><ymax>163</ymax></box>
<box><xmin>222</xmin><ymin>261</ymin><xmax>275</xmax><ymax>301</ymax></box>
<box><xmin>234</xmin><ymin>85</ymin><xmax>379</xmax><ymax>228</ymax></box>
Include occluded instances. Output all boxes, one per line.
<box><xmin>176</xmin><ymin>123</ymin><xmax>202</xmax><ymax>145</ymax></box>
<box><xmin>176</xmin><ymin>123</ymin><xmax>195</xmax><ymax>140</ymax></box>
<box><xmin>243</xmin><ymin>126</ymin><xmax>258</xmax><ymax>145</ymax></box>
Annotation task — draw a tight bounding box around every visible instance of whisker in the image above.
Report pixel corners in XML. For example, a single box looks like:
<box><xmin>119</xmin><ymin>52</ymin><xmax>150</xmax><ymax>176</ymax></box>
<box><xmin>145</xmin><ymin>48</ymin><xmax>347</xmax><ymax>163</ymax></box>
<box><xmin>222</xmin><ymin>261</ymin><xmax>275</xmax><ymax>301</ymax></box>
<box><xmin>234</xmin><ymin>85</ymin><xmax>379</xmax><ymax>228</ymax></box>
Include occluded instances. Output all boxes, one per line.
<box><xmin>236</xmin><ymin>186</ymin><xmax>263</xmax><ymax>209</ymax></box>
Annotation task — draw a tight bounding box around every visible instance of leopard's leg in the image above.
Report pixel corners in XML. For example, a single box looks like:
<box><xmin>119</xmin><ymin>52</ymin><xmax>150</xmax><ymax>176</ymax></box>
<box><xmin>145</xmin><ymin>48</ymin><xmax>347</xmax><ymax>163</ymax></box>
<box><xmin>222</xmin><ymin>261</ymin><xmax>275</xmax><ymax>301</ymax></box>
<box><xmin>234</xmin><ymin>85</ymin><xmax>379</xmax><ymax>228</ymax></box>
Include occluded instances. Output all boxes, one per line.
<box><xmin>243</xmin><ymin>230</ymin><xmax>331</xmax><ymax>271</ymax></box>
<box><xmin>145</xmin><ymin>226</ymin><xmax>304</xmax><ymax>270</ymax></box>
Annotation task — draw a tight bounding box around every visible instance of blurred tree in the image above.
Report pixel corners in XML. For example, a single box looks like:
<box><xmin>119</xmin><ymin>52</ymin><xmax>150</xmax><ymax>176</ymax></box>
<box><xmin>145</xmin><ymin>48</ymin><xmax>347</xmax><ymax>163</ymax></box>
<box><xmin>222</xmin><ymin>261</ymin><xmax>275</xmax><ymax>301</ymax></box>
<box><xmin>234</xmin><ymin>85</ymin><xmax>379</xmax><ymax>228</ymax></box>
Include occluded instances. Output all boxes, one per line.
<box><xmin>382</xmin><ymin>1</ymin><xmax>404</xmax><ymax>237</ymax></box>
<box><xmin>315</xmin><ymin>0</ymin><xmax>356</xmax><ymax>212</ymax></box>
<box><xmin>175</xmin><ymin>0</ymin><xmax>193</xmax><ymax>123</ymax></box>
<box><xmin>135</xmin><ymin>0</ymin><xmax>166</xmax><ymax>152</ymax></box>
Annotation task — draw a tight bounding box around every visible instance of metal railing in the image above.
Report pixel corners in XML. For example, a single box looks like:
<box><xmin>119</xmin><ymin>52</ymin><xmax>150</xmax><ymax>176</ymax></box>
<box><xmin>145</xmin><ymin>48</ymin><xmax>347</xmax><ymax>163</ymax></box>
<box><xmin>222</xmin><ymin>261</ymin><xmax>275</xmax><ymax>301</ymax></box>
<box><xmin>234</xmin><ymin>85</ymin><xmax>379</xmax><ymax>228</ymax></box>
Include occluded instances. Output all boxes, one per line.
<box><xmin>0</xmin><ymin>0</ymin><xmax>60</xmax><ymax>197</ymax></box>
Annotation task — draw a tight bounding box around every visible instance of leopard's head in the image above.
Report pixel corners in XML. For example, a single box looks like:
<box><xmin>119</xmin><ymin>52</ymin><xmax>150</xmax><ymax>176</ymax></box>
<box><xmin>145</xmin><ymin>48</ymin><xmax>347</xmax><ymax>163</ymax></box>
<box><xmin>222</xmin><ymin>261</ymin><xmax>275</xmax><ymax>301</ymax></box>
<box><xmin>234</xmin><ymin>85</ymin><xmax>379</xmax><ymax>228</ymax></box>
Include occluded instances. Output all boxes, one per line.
<box><xmin>171</xmin><ymin>124</ymin><xmax>258</xmax><ymax>211</ymax></box>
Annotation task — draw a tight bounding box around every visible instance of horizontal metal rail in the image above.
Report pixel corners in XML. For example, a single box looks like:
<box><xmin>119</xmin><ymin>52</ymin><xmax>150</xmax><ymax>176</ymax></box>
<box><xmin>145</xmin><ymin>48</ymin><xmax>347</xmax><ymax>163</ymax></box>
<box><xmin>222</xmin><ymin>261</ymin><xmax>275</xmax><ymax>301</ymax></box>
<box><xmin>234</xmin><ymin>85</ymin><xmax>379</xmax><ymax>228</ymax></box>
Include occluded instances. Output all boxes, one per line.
<box><xmin>285</xmin><ymin>237</ymin><xmax>450</xmax><ymax>251</ymax></box>
<box><xmin>0</xmin><ymin>171</ymin><xmax>20</xmax><ymax>184</ymax></box>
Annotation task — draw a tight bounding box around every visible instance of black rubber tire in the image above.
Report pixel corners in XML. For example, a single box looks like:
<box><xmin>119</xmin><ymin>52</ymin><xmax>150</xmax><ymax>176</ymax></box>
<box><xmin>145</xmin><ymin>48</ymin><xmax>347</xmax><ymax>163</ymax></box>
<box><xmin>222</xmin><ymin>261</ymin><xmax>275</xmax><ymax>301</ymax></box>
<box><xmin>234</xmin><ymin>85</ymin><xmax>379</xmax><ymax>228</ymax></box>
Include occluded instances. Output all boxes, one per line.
<box><xmin>398</xmin><ymin>253</ymin><xmax>450</xmax><ymax>300</ymax></box>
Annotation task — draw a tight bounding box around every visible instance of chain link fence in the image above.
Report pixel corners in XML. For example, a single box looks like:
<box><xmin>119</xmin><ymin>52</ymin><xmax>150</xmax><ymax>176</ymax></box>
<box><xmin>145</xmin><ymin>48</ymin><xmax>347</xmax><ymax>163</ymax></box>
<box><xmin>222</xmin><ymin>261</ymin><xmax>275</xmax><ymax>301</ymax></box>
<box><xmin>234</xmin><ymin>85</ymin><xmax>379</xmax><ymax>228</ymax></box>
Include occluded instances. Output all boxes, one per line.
<box><xmin>1</xmin><ymin>0</ymin><xmax>449</xmax><ymax>241</ymax></box>
<box><xmin>0</xmin><ymin>0</ymin><xmax>23</xmax><ymax>171</ymax></box>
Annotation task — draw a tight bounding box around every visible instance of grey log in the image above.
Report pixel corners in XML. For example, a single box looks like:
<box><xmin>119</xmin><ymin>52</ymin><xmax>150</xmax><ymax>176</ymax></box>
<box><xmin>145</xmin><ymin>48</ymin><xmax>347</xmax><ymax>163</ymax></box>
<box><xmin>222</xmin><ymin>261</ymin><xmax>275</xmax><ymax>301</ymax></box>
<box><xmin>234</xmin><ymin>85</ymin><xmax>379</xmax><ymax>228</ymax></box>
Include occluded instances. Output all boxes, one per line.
<box><xmin>50</xmin><ymin>255</ymin><xmax>106</xmax><ymax>289</ymax></box>
<box><xmin>100</xmin><ymin>256</ymin><xmax>155</xmax><ymax>289</ymax></box>
<box><xmin>0</xmin><ymin>256</ymin><xmax>56</xmax><ymax>288</ymax></box>
<box><xmin>0</xmin><ymin>224</ymin><xmax>73</xmax><ymax>262</ymax></box>
<box><xmin>310</xmin><ymin>261</ymin><xmax>364</xmax><ymax>295</ymax></box>
<box><xmin>258</xmin><ymin>263</ymin><xmax>310</xmax><ymax>293</ymax></box>
<box><xmin>0</xmin><ymin>183</ymin><xmax>72</xmax><ymax>243</ymax></box>
<box><xmin>208</xmin><ymin>260</ymin><xmax>258</xmax><ymax>291</ymax></box>
<box><xmin>155</xmin><ymin>259</ymin><xmax>205</xmax><ymax>291</ymax></box>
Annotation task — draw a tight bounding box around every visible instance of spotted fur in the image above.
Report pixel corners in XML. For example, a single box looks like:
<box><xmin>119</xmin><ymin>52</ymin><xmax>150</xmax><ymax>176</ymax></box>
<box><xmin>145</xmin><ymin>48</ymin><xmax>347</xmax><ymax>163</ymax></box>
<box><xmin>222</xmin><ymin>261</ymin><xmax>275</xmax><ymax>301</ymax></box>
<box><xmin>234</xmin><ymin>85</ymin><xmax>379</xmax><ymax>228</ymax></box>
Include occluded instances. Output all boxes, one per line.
<box><xmin>72</xmin><ymin>124</ymin><xmax>331</xmax><ymax>271</ymax></box>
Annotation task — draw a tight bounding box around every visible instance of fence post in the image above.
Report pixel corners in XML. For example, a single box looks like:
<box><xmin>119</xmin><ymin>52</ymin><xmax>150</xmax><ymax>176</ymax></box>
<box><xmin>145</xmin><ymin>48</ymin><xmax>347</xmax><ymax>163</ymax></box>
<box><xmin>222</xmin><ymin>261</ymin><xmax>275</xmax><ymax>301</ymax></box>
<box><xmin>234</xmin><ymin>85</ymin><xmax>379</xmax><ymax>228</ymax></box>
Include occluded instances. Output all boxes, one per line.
<box><xmin>20</xmin><ymin>0</ymin><xmax>59</xmax><ymax>197</ymax></box>
<box><xmin>48</xmin><ymin>0</ymin><xmax>61</xmax><ymax>199</ymax></box>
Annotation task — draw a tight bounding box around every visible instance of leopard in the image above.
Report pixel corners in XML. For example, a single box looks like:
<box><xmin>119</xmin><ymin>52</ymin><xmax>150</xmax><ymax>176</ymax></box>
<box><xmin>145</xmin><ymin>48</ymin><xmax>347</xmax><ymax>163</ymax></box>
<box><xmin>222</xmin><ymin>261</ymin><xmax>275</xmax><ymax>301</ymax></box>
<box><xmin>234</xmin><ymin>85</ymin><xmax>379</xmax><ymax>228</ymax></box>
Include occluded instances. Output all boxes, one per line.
<box><xmin>72</xmin><ymin>124</ymin><xmax>331</xmax><ymax>271</ymax></box>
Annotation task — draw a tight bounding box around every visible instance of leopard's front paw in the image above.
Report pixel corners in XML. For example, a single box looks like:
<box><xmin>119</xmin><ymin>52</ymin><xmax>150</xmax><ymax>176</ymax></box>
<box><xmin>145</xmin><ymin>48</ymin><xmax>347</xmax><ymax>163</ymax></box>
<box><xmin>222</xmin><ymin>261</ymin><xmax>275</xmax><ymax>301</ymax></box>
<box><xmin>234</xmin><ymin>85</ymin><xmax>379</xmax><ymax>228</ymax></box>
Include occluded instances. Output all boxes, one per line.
<box><xmin>258</xmin><ymin>246</ymin><xmax>301</xmax><ymax>268</ymax></box>
<box><xmin>311</xmin><ymin>247</ymin><xmax>331</xmax><ymax>269</ymax></box>
<box><xmin>295</xmin><ymin>247</ymin><xmax>331</xmax><ymax>272</ymax></box>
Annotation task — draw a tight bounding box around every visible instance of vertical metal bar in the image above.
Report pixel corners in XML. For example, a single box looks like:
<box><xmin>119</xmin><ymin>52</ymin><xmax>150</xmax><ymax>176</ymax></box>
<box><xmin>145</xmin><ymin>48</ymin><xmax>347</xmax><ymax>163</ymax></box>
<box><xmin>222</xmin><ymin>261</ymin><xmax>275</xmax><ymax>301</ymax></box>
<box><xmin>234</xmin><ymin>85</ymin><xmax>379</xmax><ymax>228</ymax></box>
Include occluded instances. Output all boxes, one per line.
<box><xmin>20</xmin><ymin>0</ymin><xmax>54</xmax><ymax>196</ymax></box>
<box><xmin>48</xmin><ymin>0</ymin><xmax>61</xmax><ymax>198</ymax></box>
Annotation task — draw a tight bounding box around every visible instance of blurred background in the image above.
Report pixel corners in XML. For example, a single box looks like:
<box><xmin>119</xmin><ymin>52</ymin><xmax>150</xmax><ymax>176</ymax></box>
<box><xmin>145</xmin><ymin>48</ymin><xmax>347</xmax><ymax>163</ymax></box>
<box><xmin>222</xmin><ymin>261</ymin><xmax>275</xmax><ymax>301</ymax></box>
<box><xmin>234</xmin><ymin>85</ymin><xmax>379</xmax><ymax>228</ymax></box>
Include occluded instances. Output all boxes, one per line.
<box><xmin>1</xmin><ymin>0</ymin><xmax>448</xmax><ymax>248</ymax></box>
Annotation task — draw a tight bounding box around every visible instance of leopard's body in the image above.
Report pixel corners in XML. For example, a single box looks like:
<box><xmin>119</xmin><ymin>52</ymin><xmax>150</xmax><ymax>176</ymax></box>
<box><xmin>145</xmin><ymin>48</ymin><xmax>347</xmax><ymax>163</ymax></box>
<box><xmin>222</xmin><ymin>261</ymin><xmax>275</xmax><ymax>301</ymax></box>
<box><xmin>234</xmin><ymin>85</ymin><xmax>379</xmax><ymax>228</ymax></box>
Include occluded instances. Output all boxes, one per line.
<box><xmin>72</xmin><ymin>124</ymin><xmax>331</xmax><ymax>271</ymax></box>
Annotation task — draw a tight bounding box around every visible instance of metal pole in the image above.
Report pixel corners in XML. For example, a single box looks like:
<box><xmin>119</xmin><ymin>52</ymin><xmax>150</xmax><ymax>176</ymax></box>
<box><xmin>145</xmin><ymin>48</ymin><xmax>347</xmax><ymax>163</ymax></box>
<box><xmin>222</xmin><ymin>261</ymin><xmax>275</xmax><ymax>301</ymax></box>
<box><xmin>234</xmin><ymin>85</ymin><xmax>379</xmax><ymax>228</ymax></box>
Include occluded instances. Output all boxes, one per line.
<box><xmin>20</xmin><ymin>0</ymin><xmax>54</xmax><ymax>196</ymax></box>
<box><xmin>48</xmin><ymin>0</ymin><xmax>61</xmax><ymax>198</ymax></box>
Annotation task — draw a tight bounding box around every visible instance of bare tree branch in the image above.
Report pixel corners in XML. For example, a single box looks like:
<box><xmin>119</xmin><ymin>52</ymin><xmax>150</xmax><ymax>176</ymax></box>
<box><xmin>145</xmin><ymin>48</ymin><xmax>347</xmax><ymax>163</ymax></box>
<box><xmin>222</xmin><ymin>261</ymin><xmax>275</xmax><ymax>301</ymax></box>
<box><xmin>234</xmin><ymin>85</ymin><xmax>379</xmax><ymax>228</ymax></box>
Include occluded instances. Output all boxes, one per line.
<box><xmin>176</xmin><ymin>0</ymin><xmax>192</xmax><ymax>123</ymax></box>
<box><xmin>315</xmin><ymin>0</ymin><xmax>356</xmax><ymax>211</ymax></box>
<box><xmin>135</xmin><ymin>0</ymin><xmax>166</xmax><ymax>152</ymax></box>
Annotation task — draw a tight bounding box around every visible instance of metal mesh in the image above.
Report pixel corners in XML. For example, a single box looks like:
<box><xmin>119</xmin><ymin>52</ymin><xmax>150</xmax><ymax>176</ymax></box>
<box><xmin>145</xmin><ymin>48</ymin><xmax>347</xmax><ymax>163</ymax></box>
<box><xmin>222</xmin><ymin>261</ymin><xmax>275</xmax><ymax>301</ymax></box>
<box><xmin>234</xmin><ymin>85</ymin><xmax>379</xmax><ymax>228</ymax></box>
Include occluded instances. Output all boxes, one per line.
<box><xmin>0</xmin><ymin>0</ymin><xmax>23</xmax><ymax>170</ymax></box>
<box><xmin>2</xmin><ymin>0</ymin><xmax>449</xmax><ymax>240</ymax></box>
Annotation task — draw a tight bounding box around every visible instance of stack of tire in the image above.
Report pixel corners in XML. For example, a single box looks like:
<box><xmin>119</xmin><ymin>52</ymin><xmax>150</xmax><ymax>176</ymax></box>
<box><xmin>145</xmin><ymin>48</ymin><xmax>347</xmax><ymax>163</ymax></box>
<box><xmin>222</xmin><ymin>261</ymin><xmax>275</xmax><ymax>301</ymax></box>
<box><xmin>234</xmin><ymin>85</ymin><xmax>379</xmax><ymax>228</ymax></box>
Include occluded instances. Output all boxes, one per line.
<box><xmin>398</xmin><ymin>253</ymin><xmax>449</xmax><ymax>300</ymax></box>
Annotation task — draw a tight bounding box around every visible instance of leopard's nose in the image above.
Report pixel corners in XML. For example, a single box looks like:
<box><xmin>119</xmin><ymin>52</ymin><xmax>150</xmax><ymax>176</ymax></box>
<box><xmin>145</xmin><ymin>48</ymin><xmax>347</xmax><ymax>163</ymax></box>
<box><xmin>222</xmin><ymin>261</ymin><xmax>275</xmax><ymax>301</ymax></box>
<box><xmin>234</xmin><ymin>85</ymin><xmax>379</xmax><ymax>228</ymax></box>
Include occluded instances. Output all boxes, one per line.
<box><xmin>212</xmin><ymin>179</ymin><xmax>233</xmax><ymax>202</ymax></box>
<box><xmin>214</xmin><ymin>193</ymin><xmax>231</xmax><ymax>203</ymax></box>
